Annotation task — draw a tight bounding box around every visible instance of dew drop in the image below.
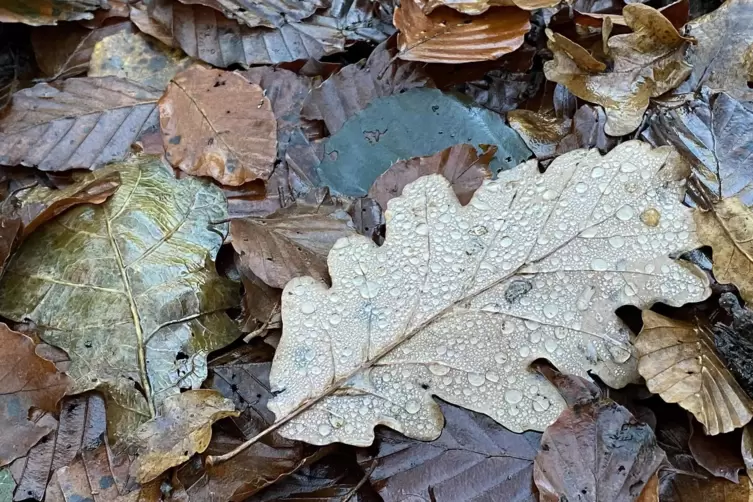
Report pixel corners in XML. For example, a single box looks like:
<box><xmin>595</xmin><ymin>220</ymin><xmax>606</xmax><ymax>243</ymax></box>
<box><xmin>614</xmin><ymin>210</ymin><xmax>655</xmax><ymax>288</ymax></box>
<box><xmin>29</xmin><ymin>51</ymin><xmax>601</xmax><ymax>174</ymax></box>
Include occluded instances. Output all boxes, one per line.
<box><xmin>590</xmin><ymin>258</ymin><xmax>608</xmax><ymax>271</ymax></box>
<box><xmin>543</xmin><ymin>304</ymin><xmax>558</xmax><ymax>319</ymax></box>
<box><xmin>318</xmin><ymin>424</ymin><xmax>332</xmax><ymax>436</ymax></box>
<box><xmin>415</xmin><ymin>223</ymin><xmax>429</xmax><ymax>235</ymax></box>
<box><xmin>576</xmin><ymin>286</ymin><xmax>595</xmax><ymax>310</ymax></box>
<box><xmin>429</xmin><ymin>364</ymin><xmax>450</xmax><ymax>376</ymax></box>
<box><xmin>608</xmin><ymin>236</ymin><xmax>625</xmax><ymax>249</ymax></box>
<box><xmin>609</xmin><ymin>345</ymin><xmax>632</xmax><ymax>363</ymax></box>
<box><xmin>329</xmin><ymin>314</ymin><xmax>342</xmax><ymax>326</ymax></box>
<box><xmin>575</xmin><ymin>182</ymin><xmax>588</xmax><ymax>193</ymax></box>
<box><xmin>470</xmin><ymin>198</ymin><xmax>491</xmax><ymax>211</ymax></box>
<box><xmin>405</xmin><ymin>400</ymin><xmax>421</xmax><ymax>414</ymax></box>
<box><xmin>542</xmin><ymin>189</ymin><xmax>557</xmax><ymax>201</ymax></box>
<box><xmin>616</xmin><ymin>205</ymin><xmax>634</xmax><ymax>221</ymax></box>
<box><xmin>620</xmin><ymin>162</ymin><xmax>637</xmax><ymax>173</ymax></box>
<box><xmin>524</xmin><ymin>319</ymin><xmax>540</xmax><ymax>330</ymax></box>
<box><xmin>545</xmin><ymin>339</ymin><xmax>558</xmax><ymax>353</ymax></box>
<box><xmin>300</xmin><ymin>302</ymin><xmax>317</xmax><ymax>315</ymax></box>
<box><xmin>500</xmin><ymin>236</ymin><xmax>513</xmax><ymax>248</ymax></box>
<box><xmin>533</xmin><ymin>396</ymin><xmax>551</xmax><ymax>412</ymax></box>
<box><xmin>519</xmin><ymin>346</ymin><xmax>531</xmax><ymax>358</ymax></box>
<box><xmin>359</xmin><ymin>280</ymin><xmax>381</xmax><ymax>299</ymax></box>
<box><xmin>504</xmin><ymin>389</ymin><xmax>523</xmax><ymax>404</ymax></box>
<box><xmin>591</xmin><ymin>167</ymin><xmax>605</xmax><ymax>178</ymax></box>
<box><xmin>468</xmin><ymin>373</ymin><xmax>485</xmax><ymax>386</ymax></box>
<box><xmin>486</xmin><ymin>371</ymin><xmax>500</xmax><ymax>383</ymax></box>
<box><xmin>494</xmin><ymin>352</ymin><xmax>508</xmax><ymax>364</ymax></box>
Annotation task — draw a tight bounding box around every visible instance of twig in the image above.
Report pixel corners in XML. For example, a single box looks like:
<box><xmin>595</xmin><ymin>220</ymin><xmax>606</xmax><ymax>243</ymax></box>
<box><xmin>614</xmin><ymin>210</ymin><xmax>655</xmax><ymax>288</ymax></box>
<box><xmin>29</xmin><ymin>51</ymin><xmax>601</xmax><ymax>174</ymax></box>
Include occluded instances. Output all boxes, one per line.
<box><xmin>343</xmin><ymin>459</ymin><xmax>378</xmax><ymax>502</ymax></box>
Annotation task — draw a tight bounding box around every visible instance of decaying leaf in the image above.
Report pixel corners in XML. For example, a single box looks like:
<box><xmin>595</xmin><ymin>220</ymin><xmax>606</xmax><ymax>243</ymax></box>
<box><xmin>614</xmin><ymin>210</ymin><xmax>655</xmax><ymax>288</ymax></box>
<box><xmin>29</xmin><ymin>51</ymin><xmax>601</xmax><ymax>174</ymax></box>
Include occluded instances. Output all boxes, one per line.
<box><xmin>264</xmin><ymin>141</ymin><xmax>709</xmax><ymax>447</ymax></box>
<box><xmin>0</xmin><ymin>157</ymin><xmax>240</xmax><ymax>443</ymax></box>
<box><xmin>301</xmin><ymin>37</ymin><xmax>434</xmax><ymax>135</ymax></box>
<box><xmin>394</xmin><ymin>0</ymin><xmax>531</xmax><ymax>64</ymax></box>
<box><xmin>676</xmin><ymin>0</ymin><xmax>753</xmax><ymax>100</ymax></box>
<box><xmin>316</xmin><ymin>88</ymin><xmax>531</xmax><ymax>196</ymax></box>
<box><xmin>0</xmin><ymin>324</ymin><xmax>70</xmax><ymax>467</ymax></box>
<box><xmin>159</xmin><ymin>65</ymin><xmax>277</xmax><ymax>186</ymax></box>
<box><xmin>183</xmin><ymin>0</ymin><xmax>326</xmax><ymax>28</ymax></box>
<box><xmin>231</xmin><ymin>203</ymin><xmax>357</xmax><ymax>290</ymax></box>
<box><xmin>636</xmin><ymin>311</ymin><xmax>753</xmax><ymax>435</ymax></box>
<box><xmin>534</xmin><ymin>373</ymin><xmax>665</xmax><ymax>502</ymax></box>
<box><xmin>89</xmin><ymin>29</ymin><xmax>194</xmax><ymax>90</ymax></box>
<box><xmin>695</xmin><ymin>199</ymin><xmax>753</xmax><ymax>304</ymax></box>
<box><xmin>689</xmin><ymin>421</ymin><xmax>744</xmax><ymax>483</ymax></box>
<box><xmin>368</xmin><ymin>143</ymin><xmax>494</xmax><ymax>210</ymax></box>
<box><xmin>129</xmin><ymin>390</ymin><xmax>237</xmax><ymax>483</ymax></box>
<box><xmin>661</xmin><ymin>474</ymin><xmax>753</xmax><ymax>501</ymax></box>
<box><xmin>0</xmin><ymin>0</ymin><xmax>106</xmax><ymax>26</ymax></box>
<box><xmin>358</xmin><ymin>400</ymin><xmax>541</xmax><ymax>502</ymax></box>
<box><xmin>715</xmin><ymin>293</ymin><xmax>753</xmax><ymax>400</ymax></box>
<box><xmin>544</xmin><ymin>5</ymin><xmax>693</xmax><ymax>136</ymax></box>
<box><xmin>0</xmin><ymin>77</ymin><xmax>160</xmax><ymax>171</ymax></box>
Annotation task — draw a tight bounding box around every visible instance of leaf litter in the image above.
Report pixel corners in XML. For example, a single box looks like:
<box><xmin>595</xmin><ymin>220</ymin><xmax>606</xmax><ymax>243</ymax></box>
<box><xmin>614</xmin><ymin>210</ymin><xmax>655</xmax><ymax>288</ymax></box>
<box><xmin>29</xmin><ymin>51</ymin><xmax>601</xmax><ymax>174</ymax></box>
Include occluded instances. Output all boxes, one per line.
<box><xmin>2</xmin><ymin>0</ymin><xmax>753</xmax><ymax>499</ymax></box>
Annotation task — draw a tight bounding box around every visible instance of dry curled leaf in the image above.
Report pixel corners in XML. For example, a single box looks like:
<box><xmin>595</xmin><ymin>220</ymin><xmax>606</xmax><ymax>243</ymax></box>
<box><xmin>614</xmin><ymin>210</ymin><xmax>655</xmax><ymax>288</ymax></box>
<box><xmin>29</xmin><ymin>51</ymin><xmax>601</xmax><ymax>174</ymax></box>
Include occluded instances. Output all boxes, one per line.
<box><xmin>367</xmin><ymin>143</ymin><xmax>494</xmax><ymax>210</ymax></box>
<box><xmin>266</xmin><ymin>141</ymin><xmax>709</xmax><ymax>447</ymax></box>
<box><xmin>394</xmin><ymin>0</ymin><xmax>531</xmax><ymax>64</ymax></box>
<box><xmin>695</xmin><ymin>199</ymin><xmax>753</xmax><ymax>304</ymax></box>
<box><xmin>0</xmin><ymin>324</ymin><xmax>70</xmax><ymax>467</ymax></box>
<box><xmin>636</xmin><ymin>311</ymin><xmax>753</xmax><ymax>435</ymax></box>
<box><xmin>0</xmin><ymin>77</ymin><xmax>160</xmax><ymax>172</ymax></box>
<box><xmin>544</xmin><ymin>4</ymin><xmax>693</xmax><ymax>136</ymax></box>
<box><xmin>159</xmin><ymin>65</ymin><xmax>277</xmax><ymax>186</ymax></box>
<box><xmin>0</xmin><ymin>0</ymin><xmax>107</xmax><ymax>25</ymax></box>
<box><xmin>508</xmin><ymin>110</ymin><xmax>573</xmax><ymax>160</ymax></box>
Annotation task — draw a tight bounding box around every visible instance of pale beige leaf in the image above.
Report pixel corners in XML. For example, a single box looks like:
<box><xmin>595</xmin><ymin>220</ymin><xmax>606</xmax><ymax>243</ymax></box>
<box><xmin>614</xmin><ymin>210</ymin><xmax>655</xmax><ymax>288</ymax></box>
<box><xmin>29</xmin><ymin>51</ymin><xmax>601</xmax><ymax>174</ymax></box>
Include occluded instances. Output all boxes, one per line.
<box><xmin>695</xmin><ymin>198</ymin><xmax>753</xmax><ymax>305</ymax></box>
<box><xmin>267</xmin><ymin>141</ymin><xmax>710</xmax><ymax>447</ymax></box>
<box><xmin>635</xmin><ymin>311</ymin><xmax>753</xmax><ymax>435</ymax></box>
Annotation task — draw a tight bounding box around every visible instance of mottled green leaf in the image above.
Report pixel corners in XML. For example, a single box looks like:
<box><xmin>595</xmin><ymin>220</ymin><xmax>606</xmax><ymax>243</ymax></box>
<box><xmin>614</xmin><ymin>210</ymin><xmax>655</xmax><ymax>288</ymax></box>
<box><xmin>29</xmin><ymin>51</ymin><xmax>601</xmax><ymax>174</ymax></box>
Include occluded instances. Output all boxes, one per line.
<box><xmin>0</xmin><ymin>157</ymin><xmax>240</xmax><ymax>442</ymax></box>
<box><xmin>316</xmin><ymin>88</ymin><xmax>532</xmax><ymax>196</ymax></box>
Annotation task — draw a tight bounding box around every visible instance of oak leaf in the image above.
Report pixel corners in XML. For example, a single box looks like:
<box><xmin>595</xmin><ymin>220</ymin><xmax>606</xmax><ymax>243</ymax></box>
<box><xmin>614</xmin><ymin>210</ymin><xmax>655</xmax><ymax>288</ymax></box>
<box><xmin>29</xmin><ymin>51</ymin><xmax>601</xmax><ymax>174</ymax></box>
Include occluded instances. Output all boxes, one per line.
<box><xmin>266</xmin><ymin>141</ymin><xmax>709</xmax><ymax>447</ymax></box>
<box><xmin>635</xmin><ymin>311</ymin><xmax>753</xmax><ymax>435</ymax></box>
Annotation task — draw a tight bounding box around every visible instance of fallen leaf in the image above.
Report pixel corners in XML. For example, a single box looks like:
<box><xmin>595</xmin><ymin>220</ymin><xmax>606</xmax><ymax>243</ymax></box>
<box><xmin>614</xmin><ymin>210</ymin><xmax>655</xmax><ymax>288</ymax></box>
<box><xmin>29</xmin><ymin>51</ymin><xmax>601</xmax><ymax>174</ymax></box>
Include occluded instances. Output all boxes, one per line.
<box><xmin>301</xmin><ymin>37</ymin><xmax>434</xmax><ymax>135</ymax></box>
<box><xmin>129</xmin><ymin>1</ymin><xmax>176</xmax><ymax>46</ymax></box>
<box><xmin>89</xmin><ymin>29</ymin><xmax>194</xmax><ymax>90</ymax></box>
<box><xmin>358</xmin><ymin>400</ymin><xmax>541</xmax><ymax>502</ymax></box>
<box><xmin>316</xmin><ymin>88</ymin><xmax>531</xmax><ymax>196</ymax></box>
<box><xmin>349</xmin><ymin>197</ymin><xmax>385</xmax><ymax>246</ymax></box>
<box><xmin>159</xmin><ymin>65</ymin><xmax>277</xmax><ymax>186</ymax></box>
<box><xmin>695</xmin><ymin>198</ymin><xmax>753</xmax><ymax>304</ymax></box>
<box><xmin>0</xmin><ymin>469</ymin><xmax>14</xmax><ymax>501</ymax></box>
<box><xmin>458</xmin><ymin>69</ymin><xmax>543</xmax><ymax>114</ymax></box>
<box><xmin>0</xmin><ymin>324</ymin><xmax>70</xmax><ymax>467</ymax></box>
<box><xmin>394</xmin><ymin>0</ymin><xmax>531</xmax><ymax>63</ymax></box>
<box><xmin>636</xmin><ymin>310</ymin><xmax>753</xmax><ymax>435</ymax></box>
<box><xmin>644</xmin><ymin>92</ymin><xmax>753</xmax><ymax>205</ymax></box>
<box><xmin>180</xmin><ymin>0</ymin><xmax>326</xmax><ymax>28</ymax></box>
<box><xmin>263</xmin><ymin>141</ymin><xmax>709</xmax><ymax>447</ymax></box>
<box><xmin>662</xmin><ymin>474</ymin><xmax>753</xmax><ymax>501</ymax></box>
<box><xmin>675</xmin><ymin>0</ymin><xmax>753</xmax><ymax>101</ymax></box>
<box><xmin>0</xmin><ymin>157</ymin><xmax>240</xmax><ymax>442</ymax></box>
<box><xmin>368</xmin><ymin>143</ymin><xmax>494</xmax><ymax>210</ymax></box>
<box><xmin>574</xmin><ymin>0</ymin><xmax>689</xmax><ymax>30</ymax></box>
<box><xmin>544</xmin><ymin>4</ymin><xmax>693</xmax><ymax>136</ymax></box>
<box><xmin>638</xmin><ymin>474</ymin><xmax>660</xmax><ymax>502</ymax></box>
<box><xmin>415</xmin><ymin>0</ymin><xmax>510</xmax><ymax>14</ymax></box>
<box><xmin>534</xmin><ymin>372</ymin><xmax>665</xmax><ymax>502</ymax></box>
<box><xmin>238</xmin><ymin>268</ymin><xmax>281</xmax><ymax>334</ymax></box>
<box><xmin>0</xmin><ymin>0</ymin><xmax>107</xmax><ymax>25</ymax></box>
<box><xmin>129</xmin><ymin>390</ymin><xmax>237</xmax><ymax>483</ymax></box>
<box><xmin>231</xmin><ymin>202</ymin><xmax>357</xmax><ymax>289</ymax></box>
<box><xmin>0</xmin><ymin>77</ymin><xmax>160</xmax><ymax>172</ymax></box>
<box><xmin>689</xmin><ymin>420</ymin><xmax>744</xmax><ymax>482</ymax></box>
<box><xmin>715</xmin><ymin>293</ymin><xmax>753</xmax><ymax>400</ymax></box>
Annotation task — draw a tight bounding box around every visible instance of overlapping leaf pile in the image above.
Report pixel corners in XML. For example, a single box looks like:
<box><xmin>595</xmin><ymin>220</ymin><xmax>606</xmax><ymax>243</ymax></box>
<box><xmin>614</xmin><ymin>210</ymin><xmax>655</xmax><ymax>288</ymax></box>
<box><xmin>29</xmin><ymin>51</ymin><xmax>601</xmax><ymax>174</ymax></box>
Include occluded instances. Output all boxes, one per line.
<box><xmin>1</xmin><ymin>0</ymin><xmax>753</xmax><ymax>500</ymax></box>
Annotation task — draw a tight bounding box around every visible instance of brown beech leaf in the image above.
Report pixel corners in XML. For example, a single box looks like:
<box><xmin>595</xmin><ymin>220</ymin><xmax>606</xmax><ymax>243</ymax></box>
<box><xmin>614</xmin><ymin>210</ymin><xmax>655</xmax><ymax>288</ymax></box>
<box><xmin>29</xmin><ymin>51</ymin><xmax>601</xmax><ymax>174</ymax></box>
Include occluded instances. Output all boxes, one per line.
<box><xmin>367</xmin><ymin>143</ymin><xmax>494</xmax><ymax>210</ymax></box>
<box><xmin>0</xmin><ymin>77</ymin><xmax>160</xmax><ymax>172</ymax></box>
<box><xmin>0</xmin><ymin>324</ymin><xmax>71</xmax><ymax>467</ymax></box>
<box><xmin>0</xmin><ymin>0</ymin><xmax>107</xmax><ymax>26</ymax></box>
<box><xmin>638</xmin><ymin>474</ymin><xmax>660</xmax><ymax>502</ymax></box>
<box><xmin>676</xmin><ymin>0</ymin><xmax>753</xmax><ymax>101</ymax></box>
<box><xmin>159</xmin><ymin>65</ymin><xmax>277</xmax><ymax>186</ymax></box>
<box><xmin>636</xmin><ymin>311</ymin><xmax>753</xmax><ymax>435</ymax></box>
<box><xmin>544</xmin><ymin>4</ymin><xmax>692</xmax><ymax>136</ymax></box>
<box><xmin>662</xmin><ymin>474</ymin><xmax>753</xmax><ymax>501</ymax></box>
<box><xmin>180</xmin><ymin>0</ymin><xmax>326</xmax><ymax>28</ymax></box>
<box><xmin>394</xmin><ymin>0</ymin><xmax>531</xmax><ymax>64</ymax></box>
<box><xmin>301</xmin><ymin>37</ymin><xmax>434</xmax><ymax>135</ymax></box>
<box><xmin>129</xmin><ymin>390</ymin><xmax>238</xmax><ymax>483</ymax></box>
<box><xmin>357</xmin><ymin>399</ymin><xmax>541</xmax><ymax>502</ymax></box>
<box><xmin>695</xmin><ymin>199</ymin><xmax>753</xmax><ymax>304</ymax></box>
<box><xmin>689</xmin><ymin>420</ymin><xmax>744</xmax><ymax>483</ymax></box>
<box><xmin>230</xmin><ymin>202</ymin><xmax>357</xmax><ymax>289</ymax></box>
<box><xmin>8</xmin><ymin>393</ymin><xmax>106</xmax><ymax>502</ymax></box>
<box><xmin>534</xmin><ymin>372</ymin><xmax>665</xmax><ymax>502</ymax></box>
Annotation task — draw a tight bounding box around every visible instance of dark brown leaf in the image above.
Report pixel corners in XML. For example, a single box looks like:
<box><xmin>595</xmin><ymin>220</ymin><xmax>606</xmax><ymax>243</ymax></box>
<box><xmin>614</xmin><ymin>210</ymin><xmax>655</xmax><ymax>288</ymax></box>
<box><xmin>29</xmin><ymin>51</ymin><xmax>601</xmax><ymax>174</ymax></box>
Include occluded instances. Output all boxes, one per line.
<box><xmin>357</xmin><ymin>400</ymin><xmax>541</xmax><ymax>502</ymax></box>
<box><xmin>159</xmin><ymin>65</ymin><xmax>277</xmax><ymax>186</ymax></box>
<box><xmin>689</xmin><ymin>420</ymin><xmax>744</xmax><ymax>483</ymax></box>
<box><xmin>178</xmin><ymin>0</ymin><xmax>326</xmax><ymax>28</ymax></box>
<box><xmin>458</xmin><ymin>70</ymin><xmax>543</xmax><ymax>114</ymax></box>
<box><xmin>0</xmin><ymin>77</ymin><xmax>160</xmax><ymax>172</ymax></box>
<box><xmin>0</xmin><ymin>0</ymin><xmax>107</xmax><ymax>26</ymax></box>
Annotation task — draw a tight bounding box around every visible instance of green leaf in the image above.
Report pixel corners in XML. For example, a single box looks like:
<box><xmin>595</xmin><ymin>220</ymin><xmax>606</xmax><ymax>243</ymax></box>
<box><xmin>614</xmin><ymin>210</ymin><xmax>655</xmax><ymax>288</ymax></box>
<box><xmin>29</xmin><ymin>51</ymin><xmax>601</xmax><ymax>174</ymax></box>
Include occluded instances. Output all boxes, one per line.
<box><xmin>316</xmin><ymin>88</ymin><xmax>532</xmax><ymax>196</ymax></box>
<box><xmin>0</xmin><ymin>157</ymin><xmax>240</xmax><ymax>442</ymax></box>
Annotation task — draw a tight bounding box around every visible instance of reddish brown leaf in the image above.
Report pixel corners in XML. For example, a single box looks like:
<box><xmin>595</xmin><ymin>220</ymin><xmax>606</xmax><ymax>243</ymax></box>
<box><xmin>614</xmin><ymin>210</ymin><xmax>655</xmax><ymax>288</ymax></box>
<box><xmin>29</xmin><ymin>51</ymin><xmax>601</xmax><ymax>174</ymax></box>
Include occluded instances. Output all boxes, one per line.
<box><xmin>159</xmin><ymin>65</ymin><xmax>277</xmax><ymax>186</ymax></box>
<box><xmin>689</xmin><ymin>420</ymin><xmax>745</xmax><ymax>483</ymax></box>
<box><xmin>394</xmin><ymin>0</ymin><xmax>531</xmax><ymax>64</ymax></box>
<box><xmin>0</xmin><ymin>324</ymin><xmax>70</xmax><ymax>467</ymax></box>
<box><xmin>368</xmin><ymin>143</ymin><xmax>494</xmax><ymax>210</ymax></box>
<box><xmin>0</xmin><ymin>0</ymin><xmax>107</xmax><ymax>26</ymax></box>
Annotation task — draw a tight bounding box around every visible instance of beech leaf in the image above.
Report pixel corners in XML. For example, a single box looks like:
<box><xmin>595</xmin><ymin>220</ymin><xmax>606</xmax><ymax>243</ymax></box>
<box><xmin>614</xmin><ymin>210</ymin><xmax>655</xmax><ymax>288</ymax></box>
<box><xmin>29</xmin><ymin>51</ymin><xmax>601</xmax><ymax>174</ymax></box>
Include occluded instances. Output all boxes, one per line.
<box><xmin>0</xmin><ymin>157</ymin><xmax>240</xmax><ymax>443</ymax></box>
<box><xmin>181</xmin><ymin>0</ymin><xmax>326</xmax><ymax>28</ymax></box>
<box><xmin>415</xmin><ymin>0</ymin><xmax>559</xmax><ymax>14</ymax></box>
<box><xmin>0</xmin><ymin>0</ymin><xmax>106</xmax><ymax>26</ymax></box>
<box><xmin>267</xmin><ymin>141</ymin><xmax>710</xmax><ymax>447</ymax></box>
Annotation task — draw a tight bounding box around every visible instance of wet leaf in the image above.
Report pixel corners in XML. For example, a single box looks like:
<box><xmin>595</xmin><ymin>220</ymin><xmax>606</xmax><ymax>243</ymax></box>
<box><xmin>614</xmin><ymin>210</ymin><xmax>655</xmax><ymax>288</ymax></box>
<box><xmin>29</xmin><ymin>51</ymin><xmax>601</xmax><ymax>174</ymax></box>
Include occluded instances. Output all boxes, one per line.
<box><xmin>689</xmin><ymin>420</ymin><xmax>744</xmax><ymax>482</ymax></box>
<box><xmin>416</xmin><ymin>0</ymin><xmax>559</xmax><ymax>13</ymax></box>
<box><xmin>662</xmin><ymin>474</ymin><xmax>753</xmax><ymax>501</ymax></box>
<box><xmin>159</xmin><ymin>65</ymin><xmax>277</xmax><ymax>186</ymax></box>
<box><xmin>676</xmin><ymin>0</ymin><xmax>753</xmax><ymax>100</ymax></box>
<box><xmin>715</xmin><ymin>293</ymin><xmax>753</xmax><ymax>400</ymax></box>
<box><xmin>544</xmin><ymin>5</ymin><xmax>693</xmax><ymax>136</ymax></box>
<box><xmin>181</xmin><ymin>0</ymin><xmax>326</xmax><ymax>28</ymax></box>
<box><xmin>0</xmin><ymin>0</ymin><xmax>107</xmax><ymax>26</ymax></box>
<box><xmin>0</xmin><ymin>469</ymin><xmax>14</xmax><ymax>501</ymax></box>
<box><xmin>230</xmin><ymin>202</ymin><xmax>357</xmax><ymax>289</ymax></box>
<box><xmin>458</xmin><ymin>69</ymin><xmax>543</xmax><ymax>114</ymax></box>
<box><xmin>0</xmin><ymin>77</ymin><xmax>160</xmax><ymax>172</ymax></box>
<box><xmin>695</xmin><ymin>198</ymin><xmax>753</xmax><ymax>304</ymax></box>
<box><xmin>367</xmin><ymin>143</ymin><xmax>494</xmax><ymax>210</ymax></box>
<box><xmin>0</xmin><ymin>324</ymin><xmax>71</xmax><ymax>467</ymax></box>
<box><xmin>129</xmin><ymin>390</ymin><xmax>237</xmax><ymax>483</ymax></box>
<box><xmin>358</xmin><ymin>400</ymin><xmax>541</xmax><ymax>502</ymax></box>
<box><xmin>267</xmin><ymin>141</ymin><xmax>709</xmax><ymax>446</ymax></box>
<box><xmin>0</xmin><ymin>157</ymin><xmax>240</xmax><ymax>443</ymax></box>
<box><xmin>301</xmin><ymin>37</ymin><xmax>434</xmax><ymax>135</ymax></box>
<box><xmin>534</xmin><ymin>373</ymin><xmax>665</xmax><ymax>502</ymax></box>
<box><xmin>636</xmin><ymin>311</ymin><xmax>753</xmax><ymax>435</ymax></box>
<box><xmin>394</xmin><ymin>0</ymin><xmax>531</xmax><ymax>64</ymax></box>
<box><xmin>89</xmin><ymin>29</ymin><xmax>194</xmax><ymax>90</ymax></box>
<box><xmin>316</xmin><ymin>88</ymin><xmax>532</xmax><ymax>196</ymax></box>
